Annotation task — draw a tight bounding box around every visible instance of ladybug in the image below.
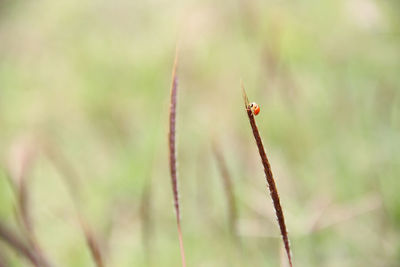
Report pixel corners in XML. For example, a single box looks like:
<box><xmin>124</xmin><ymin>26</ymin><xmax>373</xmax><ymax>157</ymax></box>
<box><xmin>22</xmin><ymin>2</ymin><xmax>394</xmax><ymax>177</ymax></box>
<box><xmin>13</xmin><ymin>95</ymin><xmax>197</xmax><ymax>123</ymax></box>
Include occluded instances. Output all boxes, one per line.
<box><xmin>249</xmin><ymin>102</ymin><xmax>260</xmax><ymax>116</ymax></box>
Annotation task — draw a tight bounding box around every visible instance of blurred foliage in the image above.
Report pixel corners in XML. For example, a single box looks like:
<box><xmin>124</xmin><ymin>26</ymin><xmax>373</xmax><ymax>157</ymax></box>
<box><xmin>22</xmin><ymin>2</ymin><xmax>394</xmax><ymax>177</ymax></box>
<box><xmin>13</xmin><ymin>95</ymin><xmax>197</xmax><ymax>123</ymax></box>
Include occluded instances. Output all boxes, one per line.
<box><xmin>0</xmin><ymin>0</ymin><xmax>399</xmax><ymax>266</ymax></box>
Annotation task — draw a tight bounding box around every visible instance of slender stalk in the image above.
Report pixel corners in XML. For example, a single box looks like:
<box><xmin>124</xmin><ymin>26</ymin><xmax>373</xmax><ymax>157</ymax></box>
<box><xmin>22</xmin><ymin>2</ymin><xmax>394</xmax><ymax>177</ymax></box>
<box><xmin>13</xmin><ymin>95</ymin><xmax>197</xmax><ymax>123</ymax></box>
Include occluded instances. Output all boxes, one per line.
<box><xmin>168</xmin><ymin>48</ymin><xmax>186</xmax><ymax>267</ymax></box>
<box><xmin>0</xmin><ymin>221</ymin><xmax>41</xmax><ymax>266</ymax></box>
<box><xmin>5</xmin><ymin>143</ymin><xmax>52</xmax><ymax>267</ymax></box>
<box><xmin>242</xmin><ymin>82</ymin><xmax>293</xmax><ymax>267</ymax></box>
<box><xmin>78</xmin><ymin>215</ymin><xmax>104</xmax><ymax>267</ymax></box>
<box><xmin>17</xmin><ymin>176</ymin><xmax>52</xmax><ymax>267</ymax></box>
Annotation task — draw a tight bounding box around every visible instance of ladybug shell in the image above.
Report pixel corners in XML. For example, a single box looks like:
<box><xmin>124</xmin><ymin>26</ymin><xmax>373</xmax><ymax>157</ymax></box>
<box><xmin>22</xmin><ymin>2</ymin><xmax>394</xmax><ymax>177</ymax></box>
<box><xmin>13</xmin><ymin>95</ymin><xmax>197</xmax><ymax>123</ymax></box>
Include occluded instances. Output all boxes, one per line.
<box><xmin>250</xmin><ymin>102</ymin><xmax>260</xmax><ymax>116</ymax></box>
<box><xmin>253</xmin><ymin>105</ymin><xmax>260</xmax><ymax>115</ymax></box>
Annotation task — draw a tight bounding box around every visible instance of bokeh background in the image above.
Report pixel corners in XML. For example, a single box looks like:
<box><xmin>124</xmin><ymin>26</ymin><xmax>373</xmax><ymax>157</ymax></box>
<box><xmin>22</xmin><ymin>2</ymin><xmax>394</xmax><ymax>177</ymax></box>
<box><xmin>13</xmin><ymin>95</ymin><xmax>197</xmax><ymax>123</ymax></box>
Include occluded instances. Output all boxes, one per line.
<box><xmin>0</xmin><ymin>0</ymin><xmax>399</xmax><ymax>266</ymax></box>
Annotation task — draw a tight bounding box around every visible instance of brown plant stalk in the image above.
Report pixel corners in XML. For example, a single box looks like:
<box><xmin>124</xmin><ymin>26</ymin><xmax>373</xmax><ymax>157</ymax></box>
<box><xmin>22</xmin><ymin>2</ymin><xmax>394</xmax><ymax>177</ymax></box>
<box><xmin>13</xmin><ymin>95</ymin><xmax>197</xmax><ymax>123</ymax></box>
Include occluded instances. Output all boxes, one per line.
<box><xmin>6</xmin><ymin>141</ymin><xmax>52</xmax><ymax>267</ymax></box>
<box><xmin>0</xmin><ymin>221</ymin><xmax>41</xmax><ymax>266</ymax></box>
<box><xmin>242</xmin><ymin>82</ymin><xmax>292</xmax><ymax>267</ymax></box>
<box><xmin>168</xmin><ymin>49</ymin><xmax>186</xmax><ymax>267</ymax></box>
<box><xmin>78</xmin><ymin>215</ymin><xmax>104</xmax><ymax>267</ymax></box>
<box><xmin>16</xmin><ymin>174</ymin><xmax>52</xmax><ymax>267</ymax></box>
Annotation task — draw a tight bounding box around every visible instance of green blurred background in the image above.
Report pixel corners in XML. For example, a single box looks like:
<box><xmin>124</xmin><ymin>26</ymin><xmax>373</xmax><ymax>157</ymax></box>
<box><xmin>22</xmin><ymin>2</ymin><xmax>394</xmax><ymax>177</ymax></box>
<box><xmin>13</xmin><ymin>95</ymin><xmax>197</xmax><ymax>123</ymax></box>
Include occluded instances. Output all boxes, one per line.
<box><xmin>0</xmin><ymin>0</ymin><xmax>399</xmax><ymax>266</ymax></box>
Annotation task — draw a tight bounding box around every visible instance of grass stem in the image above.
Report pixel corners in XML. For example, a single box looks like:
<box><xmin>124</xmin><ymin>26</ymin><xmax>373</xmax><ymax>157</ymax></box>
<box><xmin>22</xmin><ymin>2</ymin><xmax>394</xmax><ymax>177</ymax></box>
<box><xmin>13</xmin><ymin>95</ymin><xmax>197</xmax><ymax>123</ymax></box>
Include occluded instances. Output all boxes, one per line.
<box><xmin>168</xmin><ymin>47</ymin><xmax>186</xmax><ymax>267</ymax></box>
<box><xmin>242</xmin><ymin>82</ymin><xmax>293</xmax><ymax>267</ymax></box>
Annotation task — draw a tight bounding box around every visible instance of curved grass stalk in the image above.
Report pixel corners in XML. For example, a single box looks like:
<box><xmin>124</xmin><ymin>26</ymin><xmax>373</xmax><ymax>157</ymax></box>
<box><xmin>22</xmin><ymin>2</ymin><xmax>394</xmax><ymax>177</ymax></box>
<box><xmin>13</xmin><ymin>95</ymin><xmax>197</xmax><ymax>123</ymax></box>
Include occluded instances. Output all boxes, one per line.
<box><xmin>242</xmin><ymin>82</ymin><xmax>293</xmax><ymax>267</ymax></box>
<box><xmin>168</xmin><ymin>48</ymin><xmax>186</xmax><ymax>267</ymax></box>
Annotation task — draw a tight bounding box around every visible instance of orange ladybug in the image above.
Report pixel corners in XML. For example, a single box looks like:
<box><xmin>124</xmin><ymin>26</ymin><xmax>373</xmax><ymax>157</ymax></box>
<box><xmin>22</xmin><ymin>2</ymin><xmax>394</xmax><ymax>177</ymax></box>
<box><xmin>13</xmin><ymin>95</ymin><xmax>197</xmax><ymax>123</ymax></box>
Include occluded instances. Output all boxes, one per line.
<box><xmin>249</xmin><ymin>102</ymin><xmax>260</xmax><ymax>116</ymax></box>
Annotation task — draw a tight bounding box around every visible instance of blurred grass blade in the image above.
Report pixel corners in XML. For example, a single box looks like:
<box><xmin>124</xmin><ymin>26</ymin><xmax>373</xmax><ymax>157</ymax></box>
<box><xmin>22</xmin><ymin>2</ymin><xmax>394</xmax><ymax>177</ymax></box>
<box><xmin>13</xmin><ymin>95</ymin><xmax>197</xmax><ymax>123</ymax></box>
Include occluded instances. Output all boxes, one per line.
<box><xmin>42</xmin><ymin>140</ymin><xmax>106</xmax><ymax>267</ymax></box>
<box><xmin>168</xmin><ymin>47</ymin><xmax>186</xmax><ymax>267</ymax></box>
<box><xmin>78</xmin><ymin>215</ymin><xmax>105</xmax><ymax>267</ymax></box>
<box><xmin>6</xmin><ymin>138</ymin><xmax>52</xmax><ymax>267</ymax></box>
<box><xmin>0</xmin><ymin>221</ymin><xmax>41</xmax><ymax>266</ymax></box>
<box><xmin>212</xmin><ymin>142</ymin><xmax>238</xmax><ymax>238</ymax></box>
